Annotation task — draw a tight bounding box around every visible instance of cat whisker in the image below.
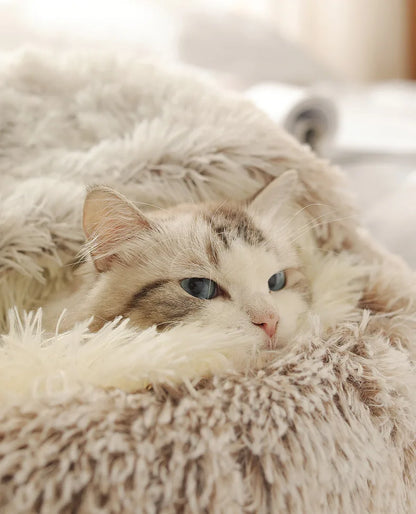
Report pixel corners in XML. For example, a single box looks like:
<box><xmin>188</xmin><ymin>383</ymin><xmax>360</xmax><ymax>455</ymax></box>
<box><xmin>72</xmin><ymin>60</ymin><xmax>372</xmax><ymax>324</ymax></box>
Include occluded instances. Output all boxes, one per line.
<box><xmin>271</xmin><ymin>202</ymin><xmax>332</xmax><ymax>238</ymax></box>
<box><xmin>133</xmin><ymin>201</ymin><xmax>171</xmax><ymax>213</ymax></box>
<box><xmin>288</xmin><ymin>214</ymin><xmax>357</xmax><ymax>245</ymax></box>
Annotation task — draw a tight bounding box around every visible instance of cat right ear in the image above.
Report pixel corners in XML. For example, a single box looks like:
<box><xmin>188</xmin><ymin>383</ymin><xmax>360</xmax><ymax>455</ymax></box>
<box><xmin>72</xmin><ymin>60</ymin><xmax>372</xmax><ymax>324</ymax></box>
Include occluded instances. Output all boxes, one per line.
<box><xmin>83</xmin><ymin>186</ymin><xmax>152</xmax><ymax>272</ymax></box>
<box><xmin>250</xmin><ymin>169</ymin><xmax>299</xmax><ymax>217</ymax></box>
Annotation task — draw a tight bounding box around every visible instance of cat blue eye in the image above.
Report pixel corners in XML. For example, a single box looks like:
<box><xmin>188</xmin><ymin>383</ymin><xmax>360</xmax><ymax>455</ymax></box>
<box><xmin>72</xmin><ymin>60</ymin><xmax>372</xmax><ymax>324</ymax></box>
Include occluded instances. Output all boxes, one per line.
<box><xmin>268</xmin><ymin>271</ymin><xmax>286</xmax><ymax>291</ymax></box>
<box><xmin>180</xmin><ymin>278</ymin><xmax>219</xmax><ymax>300</ymax></box>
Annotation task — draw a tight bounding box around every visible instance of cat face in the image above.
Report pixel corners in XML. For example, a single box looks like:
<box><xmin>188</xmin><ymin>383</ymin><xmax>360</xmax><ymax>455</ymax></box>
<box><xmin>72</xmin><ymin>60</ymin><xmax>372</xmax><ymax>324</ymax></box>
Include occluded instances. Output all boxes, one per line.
<box><xmin>82</xmin><ymin>171</ymin><xmax>311</xmax><ymax>349</ymax></box>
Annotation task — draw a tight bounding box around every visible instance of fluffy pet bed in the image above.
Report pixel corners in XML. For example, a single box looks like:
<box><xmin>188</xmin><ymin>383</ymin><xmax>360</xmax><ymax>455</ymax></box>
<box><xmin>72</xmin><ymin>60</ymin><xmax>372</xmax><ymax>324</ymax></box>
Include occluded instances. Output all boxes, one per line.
<box><xmin>1</xmin><ymin>50</ymin><xmax>416</xmax><ymax>513</ymax></box>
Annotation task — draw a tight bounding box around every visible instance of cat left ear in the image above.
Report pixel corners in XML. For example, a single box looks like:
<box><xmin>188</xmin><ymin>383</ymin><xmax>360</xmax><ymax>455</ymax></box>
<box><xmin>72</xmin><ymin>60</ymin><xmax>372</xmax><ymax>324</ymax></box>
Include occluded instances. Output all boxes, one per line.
<box><xmin>250</xmin><ymin>169</ymin><xmax>299</xmax><ymax>216</ymax></box>
<box><xmin>83</xmin><ymin>186</ymin><xmax>152</xmax><ymax>272</ymax></box>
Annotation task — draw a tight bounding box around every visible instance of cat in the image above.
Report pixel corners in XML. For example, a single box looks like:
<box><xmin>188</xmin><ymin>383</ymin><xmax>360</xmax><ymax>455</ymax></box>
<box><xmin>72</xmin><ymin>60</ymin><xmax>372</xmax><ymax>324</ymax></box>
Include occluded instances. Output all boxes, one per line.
<box><xmin>44</xmin><ymin>170</ymin><xmax>313</xmax><ymax>352</ymax></box>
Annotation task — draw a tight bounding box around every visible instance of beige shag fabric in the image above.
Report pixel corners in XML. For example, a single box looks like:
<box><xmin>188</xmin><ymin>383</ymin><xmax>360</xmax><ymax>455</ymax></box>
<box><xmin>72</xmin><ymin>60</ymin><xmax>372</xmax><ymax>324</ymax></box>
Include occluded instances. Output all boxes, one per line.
<box><xmin>1</xmin><ymin>50</ymin><xmax>416</xmax><ymax>513</ymax></box>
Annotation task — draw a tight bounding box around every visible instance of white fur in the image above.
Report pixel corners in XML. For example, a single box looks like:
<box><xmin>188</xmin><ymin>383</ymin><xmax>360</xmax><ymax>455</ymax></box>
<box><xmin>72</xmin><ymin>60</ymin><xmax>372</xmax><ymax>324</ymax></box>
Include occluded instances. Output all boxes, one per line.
<box><xmin>0</xmin><ymin>309</ymin><xmax>259</xmax><ymax>402</ymax></box>
<box><xmin>213</xmin><ymin>239</ymin><xmax>307</xmax><ymax>343</ymax></box>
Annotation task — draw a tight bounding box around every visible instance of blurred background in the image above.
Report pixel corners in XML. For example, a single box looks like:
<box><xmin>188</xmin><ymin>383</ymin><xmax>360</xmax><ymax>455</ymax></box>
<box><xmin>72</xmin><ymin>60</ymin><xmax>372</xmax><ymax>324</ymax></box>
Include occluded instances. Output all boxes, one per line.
<box><xmin>1</xmin><ymin>0</ymin><xmax>415</xmax><ymax>265</ymax></box>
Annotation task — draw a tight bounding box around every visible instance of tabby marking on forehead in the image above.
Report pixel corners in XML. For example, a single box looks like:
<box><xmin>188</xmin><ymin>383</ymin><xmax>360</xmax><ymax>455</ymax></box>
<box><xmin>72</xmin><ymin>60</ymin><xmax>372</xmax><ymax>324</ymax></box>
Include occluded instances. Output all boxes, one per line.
<box><xmin>203</xmin><ymin>205</ymin><xmax>265</xmax><ymax>248</ymax></box>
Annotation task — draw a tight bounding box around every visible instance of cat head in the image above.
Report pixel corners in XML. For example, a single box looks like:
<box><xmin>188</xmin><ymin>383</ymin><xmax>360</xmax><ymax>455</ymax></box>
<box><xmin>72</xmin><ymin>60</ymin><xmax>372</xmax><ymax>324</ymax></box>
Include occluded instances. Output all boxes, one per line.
<box><xmin>82</xmin><ymin>171</ymin><xmax>311</xmax><ymax>350</ymax></box>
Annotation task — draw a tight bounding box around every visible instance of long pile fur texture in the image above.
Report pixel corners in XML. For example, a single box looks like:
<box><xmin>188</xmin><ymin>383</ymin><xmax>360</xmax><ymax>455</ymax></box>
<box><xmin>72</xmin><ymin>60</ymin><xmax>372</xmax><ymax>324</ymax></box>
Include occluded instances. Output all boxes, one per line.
<box><xmin>1</xmin><ymin>49</ymin><xmax>416</xmax><ymax>513</ymax></box>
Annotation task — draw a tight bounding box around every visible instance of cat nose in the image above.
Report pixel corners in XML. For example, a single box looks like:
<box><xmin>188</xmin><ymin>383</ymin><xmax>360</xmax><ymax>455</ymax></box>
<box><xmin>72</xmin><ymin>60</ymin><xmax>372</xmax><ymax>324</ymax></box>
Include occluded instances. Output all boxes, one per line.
<box><xmin>252</xmin><ymin>313</ymin><xmax>279</xmax><ymax>338</ymax></box>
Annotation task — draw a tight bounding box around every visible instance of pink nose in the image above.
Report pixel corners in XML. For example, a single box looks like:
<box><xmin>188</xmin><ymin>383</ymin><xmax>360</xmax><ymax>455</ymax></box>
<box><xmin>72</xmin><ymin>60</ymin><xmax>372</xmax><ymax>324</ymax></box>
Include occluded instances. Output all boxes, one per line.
<box><xmin>252</xmin><ymin>313</ymin><xmax>279</xmax><ymax>338</ymax></box>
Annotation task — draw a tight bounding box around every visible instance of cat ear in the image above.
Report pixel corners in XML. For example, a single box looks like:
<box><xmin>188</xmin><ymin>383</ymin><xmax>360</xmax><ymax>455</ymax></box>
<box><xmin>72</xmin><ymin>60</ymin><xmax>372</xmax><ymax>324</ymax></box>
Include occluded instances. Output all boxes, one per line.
<box><xmin>83</xmin><ymin>186</ymin><xmax>152</xmax><ymax>272</ymax></box>
<box><xmin>250</xmin><ymin>170</ymin><xmax>299</xmax><ymax>216</ymax></box>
